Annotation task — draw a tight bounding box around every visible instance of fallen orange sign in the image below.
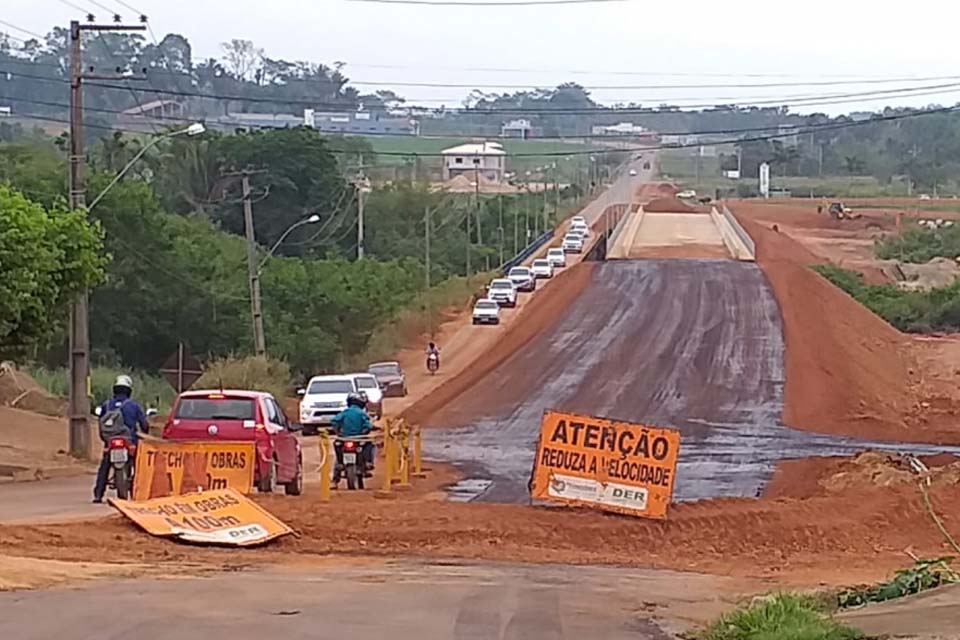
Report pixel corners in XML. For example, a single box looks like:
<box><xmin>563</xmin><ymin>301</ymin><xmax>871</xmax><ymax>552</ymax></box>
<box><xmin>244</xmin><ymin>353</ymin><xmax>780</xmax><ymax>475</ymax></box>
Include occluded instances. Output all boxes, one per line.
<box><xmin>133</xmin><ymin>440</ymin><xmax>255</xmax><ymax>501</ymax></box>
<box><xmin>529</xmin><ymin>410</ymin><xmax>681</xmax><ymax>519</ymax></box>
<box><xmin>109</xmin><ymin>488</ymin><xmax>292</xmax><ymax>546</ymax></box>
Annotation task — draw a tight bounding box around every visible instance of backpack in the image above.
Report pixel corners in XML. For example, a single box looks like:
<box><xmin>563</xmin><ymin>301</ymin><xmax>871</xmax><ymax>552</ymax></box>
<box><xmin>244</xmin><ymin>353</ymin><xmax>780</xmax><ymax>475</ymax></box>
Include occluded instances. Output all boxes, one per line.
<box><xmin>98</xmin><ymin>400</ymin><xmax>132</xmax><ymax>443</ymax></box>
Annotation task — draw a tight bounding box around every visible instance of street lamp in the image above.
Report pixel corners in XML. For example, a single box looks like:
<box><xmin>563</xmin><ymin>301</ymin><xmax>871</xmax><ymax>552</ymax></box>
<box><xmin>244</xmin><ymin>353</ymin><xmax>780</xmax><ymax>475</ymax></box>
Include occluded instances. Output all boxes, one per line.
<box><xmin>86</xmin><ymin>122</ymin><xmax>206</xmax><ymax>211</ymax></box>
<box><xmin>257</xmin><ymin>213</ymin><xmax>321</xmax><ymax>276</ymax></box>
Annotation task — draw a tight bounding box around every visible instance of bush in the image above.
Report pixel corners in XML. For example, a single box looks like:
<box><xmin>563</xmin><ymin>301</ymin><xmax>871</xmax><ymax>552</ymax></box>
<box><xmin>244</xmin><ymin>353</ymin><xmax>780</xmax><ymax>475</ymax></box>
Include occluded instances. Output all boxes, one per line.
<box><xmin>194</xmin><ymin>355</ymin><xmax>291</xmax><ymax>400</ymax></box>
<box><xmin>26</xmin><ymin>365</ymin><xmax>176</xmax><ymax>412</ymax></box>
<box><xmin>698</xmin><ymin>594</ymin><xmax>862</xmax><ymax>640</ymax></box>
<box><xmin>813</xmin><ymin>264</ymin><xmax>960</xmax><ymax>333</ymax></box>
<box><xmin>349</xmin><ymin>272</ymin><xmax>493</xmax><ymax>371</ymax></box>
<box><xmin>875</xmin><ymin>225</ymin><xmax>960</xmax><ymax>264</ymax></box>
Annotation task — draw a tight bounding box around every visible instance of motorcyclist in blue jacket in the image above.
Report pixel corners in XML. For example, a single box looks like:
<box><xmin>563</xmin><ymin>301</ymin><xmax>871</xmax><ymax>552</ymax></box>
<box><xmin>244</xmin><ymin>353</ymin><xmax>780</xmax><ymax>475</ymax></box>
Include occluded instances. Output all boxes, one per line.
<box><xmin>92</xmin><ymin>375</ymin><xmax>149</xmax><ymax>503</ymax></box>
<box><xmin>331</xmin><ymin>393</ymin><xmax>375</xmax><ymax>476</ymax></box>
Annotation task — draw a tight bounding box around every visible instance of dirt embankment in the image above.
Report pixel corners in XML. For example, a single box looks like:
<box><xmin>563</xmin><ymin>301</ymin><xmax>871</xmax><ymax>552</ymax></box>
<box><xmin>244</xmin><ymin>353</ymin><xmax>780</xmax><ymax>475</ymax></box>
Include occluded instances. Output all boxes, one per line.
<box><xmin>399</xmin><ymin>262</ymin><xmax>596</xmax><ymax>426</ymax></box>
<box><xmin>635</xmin><ymin>182</ymin><xmax>679</xmax><ymax>203</ymax></box>
<box><xmin>736</xmin><ymin>214</ymin><xmax>960</xmax><ymax>444</ymax></box>
<box><xmin>2</xmin><ymin>479</ymin><xmax>958</xmax><ymax>586</ymax></box>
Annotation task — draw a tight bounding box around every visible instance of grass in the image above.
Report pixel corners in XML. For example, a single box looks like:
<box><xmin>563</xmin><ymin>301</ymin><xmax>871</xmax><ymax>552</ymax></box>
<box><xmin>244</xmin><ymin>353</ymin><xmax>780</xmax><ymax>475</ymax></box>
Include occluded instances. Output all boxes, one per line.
<box><xmin>348</xmin><ymin>272</ymin><xmax>495</xmax><ymax>371</ymax></box>
<box><xmin>26</xmin><ymin>365</ymin><xmax>177</xmax><ymax>412</ymax></box>
<box><xmin>359</xmin><ymin>134</ymin><xmax>597</xmax><ymax>182</ymax></box>
<box><xmin>698</xmin><ymin>594</ymin><xmax>863</xmax><ymax>640</ymax></box>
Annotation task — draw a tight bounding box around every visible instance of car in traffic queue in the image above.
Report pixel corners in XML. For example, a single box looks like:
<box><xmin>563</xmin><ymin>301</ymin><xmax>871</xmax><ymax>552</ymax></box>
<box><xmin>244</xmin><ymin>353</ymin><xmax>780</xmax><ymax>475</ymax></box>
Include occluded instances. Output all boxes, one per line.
<box><xmin>368</xmin><ymin>361</ymin><xmax>407</xmax><ymax>398</ymax></box>
<box><xmin>162</xmin><ymin>389</ymin><xmax>303</xmax><ymax>495</ymax></box>
<box><xmin>507</xmin><ymin>266</ymin><xmax>537</xmax><ymax>292</ymax></box>
<box><xmin>546</xmin><ymin>247</ymin><xmax>567</xmax><ymax>268</ymax></box>
<box><xmin>488</xmin><ymin>278</ymin><xmax>518</xmax><ymax>307</ymax></box>
<box><xmin>350</xmin><ymin>372</ymin><xmax>384</xmax><ymax>419</ymax></box>
<box><xmin>531</xmin><ymin>258</ymin><xmax>553</xmax><ymax>279</ymax></box>
<box><xmin>570</xmin><ymin>220</ymin><xmax>590</xmax><ymax>239</ymax></box>
<box><xmin>571</xmin><ymin>215</ymin><xmax>586</xmax><ymax>225</ymax></box>
<box><xmin>562</xmin><ymin>233</ymin><xmax>584</xmax><ymax>253</ymax></box>
<box><xmin>472</xmin><ymin>298</ymin><xmax>501</xmax><ymax>325</ymax></box>
<box><xmin>297</xmin><ymin>375</ymin><xmax>358</xmax><ymax>435</ymax></box>
<box><xmin>629</xmin><ymin>168</ymin><xmax>638</xmax><ymax>176</ymax></box>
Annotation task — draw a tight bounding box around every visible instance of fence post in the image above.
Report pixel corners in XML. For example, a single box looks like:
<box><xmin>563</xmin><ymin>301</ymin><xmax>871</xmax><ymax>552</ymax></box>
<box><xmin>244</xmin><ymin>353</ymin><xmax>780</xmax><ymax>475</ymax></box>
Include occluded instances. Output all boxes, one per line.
<box><xmin>413</xmin><ymin>426</ymin><xmax>427</xmax><ymax>479</ymax></box>
<box><xmin>319</xmin><ymin>430</ymin><xmax>332</xmax><ymax>502</ymax></box>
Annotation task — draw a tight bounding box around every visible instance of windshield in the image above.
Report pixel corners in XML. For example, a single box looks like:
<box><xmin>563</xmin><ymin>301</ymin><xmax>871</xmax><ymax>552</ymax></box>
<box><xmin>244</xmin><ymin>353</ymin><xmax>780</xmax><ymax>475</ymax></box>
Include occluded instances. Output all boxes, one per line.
<box><xmin>533</xmin><ymin>260</ymin><xmax>548</xmax><ymax>267</ymax></box>
<box><xmin>355</xmin><ymin>376</ymin><xmax>378</xmax><ymax>390</ymax></box>
<box><xmin>369</xmin><ymin>363</ymin><xmax>400</xmax><ymax>376</ymax></box>
<box><xmin>307</xmin><ymin>379</ymin><xmax>355</xmax><ymax>394</ymax></box>
<box><xmin>175</xmin><ymin>398</ymin><xmax>255</xmax><ymax>421</ymax></box>
<box><xmin>491</xmin><ymin>281</ymin><xmax>512</xmax><ymax>289</ymax></box>
<box><xmin>548</xmin><ymin>249</ymin><xmax>563</xmax><ymax>255</ymax></box>
<box><xmin>510</xmin><ymin>268</ymin><xmax>530</xmax><ymax>276</ymax></box>
<box><xmin>476</xmin><ymin>301</ymin><xmax>498</xmax><ymax>309</ymax></box>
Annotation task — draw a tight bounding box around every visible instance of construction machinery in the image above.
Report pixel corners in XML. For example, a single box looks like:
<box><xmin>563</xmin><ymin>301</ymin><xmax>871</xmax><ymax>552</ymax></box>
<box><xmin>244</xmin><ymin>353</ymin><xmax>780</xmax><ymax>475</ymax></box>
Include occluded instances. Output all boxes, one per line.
<box><xmin>821</xmin><ymin>201</ymin><xmax>862</xmax><ymax>220</ymax></box>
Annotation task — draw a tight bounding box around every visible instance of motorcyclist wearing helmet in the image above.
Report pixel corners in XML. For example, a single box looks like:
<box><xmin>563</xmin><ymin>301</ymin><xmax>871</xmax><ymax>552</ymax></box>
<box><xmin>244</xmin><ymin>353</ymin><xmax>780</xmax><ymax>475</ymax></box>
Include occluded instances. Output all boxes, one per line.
<box><xmin>331</xmin><ymin>393</ymin><xmax>375</xmax><ymax>475</ymax></box>
<box><xmin>425</xmin><ymin>341</ymin><xmax>440</xmax><ymax>367</ymax></box>
<box><xmin>92</xmin><ymin>375</ymin><xmax>149</xmax><ymax>503</ymax></box>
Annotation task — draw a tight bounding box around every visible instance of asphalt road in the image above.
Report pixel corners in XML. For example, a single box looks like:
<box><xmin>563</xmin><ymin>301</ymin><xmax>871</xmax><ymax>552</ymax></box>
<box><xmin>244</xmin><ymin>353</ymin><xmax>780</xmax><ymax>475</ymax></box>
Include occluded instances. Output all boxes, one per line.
<box><xmin>424</xmin><ymin>260</ymin><xmax>956</xmax><ymax>503</ymax></box>
<box><xmin>0</xmin><ymin>560</ymin><xmax>751</xmax><ymax>639</ymax></box>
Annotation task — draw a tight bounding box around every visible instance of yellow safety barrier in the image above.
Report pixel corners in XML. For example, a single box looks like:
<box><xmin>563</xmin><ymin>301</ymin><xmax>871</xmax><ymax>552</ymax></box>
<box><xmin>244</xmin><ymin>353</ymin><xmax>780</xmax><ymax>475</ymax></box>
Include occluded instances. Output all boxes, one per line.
<box><xmin>412</xmin><ymin>426</ymin><xmax>427</xmax><ymax>479</ymax></box>
<box><xmin>318</xmin><ymin>430</ymin><xmax>332</xmax><ymax>502</ymax></box>
<box><xmin>396</xmin><ymin>424</ymin><xmax>411</xmax><ymax>491</ymax></box>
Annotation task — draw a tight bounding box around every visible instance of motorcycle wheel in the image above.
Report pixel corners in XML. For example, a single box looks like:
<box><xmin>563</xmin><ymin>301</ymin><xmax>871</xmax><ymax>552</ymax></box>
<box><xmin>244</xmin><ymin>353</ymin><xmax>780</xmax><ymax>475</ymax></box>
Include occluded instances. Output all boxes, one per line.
<box><xmin>346</xmin><ymin>464</ymin><xmax>358</xmax><ymax>490</ymax></box>
<box><xmin>114</xmin><ymin>465</ymin><xmax>130</xmax><ymax>500</ymax></box>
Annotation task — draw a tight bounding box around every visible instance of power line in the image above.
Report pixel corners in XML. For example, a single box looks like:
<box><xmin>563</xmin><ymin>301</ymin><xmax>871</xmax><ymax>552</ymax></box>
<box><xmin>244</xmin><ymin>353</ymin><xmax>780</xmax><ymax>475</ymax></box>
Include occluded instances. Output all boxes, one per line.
<box><xmin>346</xmin><ymin>74</ymin><xmax>960</xmax><ymax>90</ymax></box>
<box><xmin>0</xmin><ymin>19</ymin><xmax>46</xmax><ymax>40</ymax></box>
<box><xmin>7</xmin><ymin>65</ymin><xmax>960</xmax><ymax>115</ymax></box>
<box><xmin>55</xmin><ymin>0</ymin><xmax>95</xmax><ymax>16</ymax></box>
<box><xmin>345</xmin><ymin>0</ymin><xmax>627</xmax><ymax>4</ymax></box>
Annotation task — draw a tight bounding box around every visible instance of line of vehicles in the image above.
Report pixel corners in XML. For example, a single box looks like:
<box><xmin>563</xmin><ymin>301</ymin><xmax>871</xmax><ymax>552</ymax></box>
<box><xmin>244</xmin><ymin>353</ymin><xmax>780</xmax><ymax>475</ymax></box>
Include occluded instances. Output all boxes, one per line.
<box><xmin>472</xmin><ymin>215</ymin><xmax>590</xmax><ymax>325</ymax></box>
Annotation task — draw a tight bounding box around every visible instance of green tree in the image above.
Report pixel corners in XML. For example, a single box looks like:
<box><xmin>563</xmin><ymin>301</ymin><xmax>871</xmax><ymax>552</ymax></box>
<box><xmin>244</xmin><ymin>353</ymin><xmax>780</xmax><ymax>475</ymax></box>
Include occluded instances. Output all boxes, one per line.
<box><xmin>0</xmin><ymin>186</ymin><xmax>107</xmax><ymax>357</ymax></box>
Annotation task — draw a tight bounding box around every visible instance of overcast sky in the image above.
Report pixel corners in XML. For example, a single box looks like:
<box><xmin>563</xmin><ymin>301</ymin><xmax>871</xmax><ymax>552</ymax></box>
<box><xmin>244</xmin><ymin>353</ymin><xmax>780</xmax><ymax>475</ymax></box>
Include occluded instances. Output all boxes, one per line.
<box><xmin>5</xmin><ymin>0</ymin><xmax>960</xmax><ymax>115</ymax></box>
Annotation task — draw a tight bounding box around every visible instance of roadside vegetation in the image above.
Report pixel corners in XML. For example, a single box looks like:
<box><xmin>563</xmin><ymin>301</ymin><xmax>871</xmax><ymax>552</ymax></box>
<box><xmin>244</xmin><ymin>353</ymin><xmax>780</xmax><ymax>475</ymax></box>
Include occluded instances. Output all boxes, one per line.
<box><xmin>814</xmin><ymin>264</ymin><xmax>960</xmax><ymax>333</ymax></box>
<box><xmin>875</xmin><ymin>224</ymin><xmax>960</xmax><ymax>263</ymax></box>
<box><xmin>27</xmin><ymin>365</ymin><xmax>176</xmax><ymax>412</ymax></box>
<box><xmin>697</xmin><ymin>594</ymin><xmax>862</xmax><ymax>640</ymax></box>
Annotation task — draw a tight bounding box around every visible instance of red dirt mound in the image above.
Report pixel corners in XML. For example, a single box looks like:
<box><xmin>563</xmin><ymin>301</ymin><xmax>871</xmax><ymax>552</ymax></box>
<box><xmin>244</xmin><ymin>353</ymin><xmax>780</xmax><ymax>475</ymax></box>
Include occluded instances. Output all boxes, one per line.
<box><xmin>736</xmin><ymin>213</ymin><xmax>960</xmax><ymax>444</ymax></box>
<box><xmin>400</xmin><ymin>262</ymin><xmax>596</xmax><ymax>426</ymax></box>
<box><xmin>6</xmin><ymin>481</ymin><xmax>960</xmax><ymax>585</ymax></box>
<box><xmin>635</xmin><ymin>182</ymin><xmax>679</xmax><ymax>203</ymax></box>
<box><xmin>643</xmin><ymin>197</ymin><xmax>701</xmax><ymax>213</ymax></box>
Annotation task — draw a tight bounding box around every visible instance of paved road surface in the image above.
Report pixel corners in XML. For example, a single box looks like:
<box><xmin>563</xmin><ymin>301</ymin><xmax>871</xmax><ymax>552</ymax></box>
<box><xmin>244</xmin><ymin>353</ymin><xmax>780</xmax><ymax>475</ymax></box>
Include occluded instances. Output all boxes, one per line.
<box><xmin>0</xmin><ymin>560</ymin><xmax>752</xmax><ymax>639</ymax></box>
<box><xmin>0</xmin><ymin>475</ymin><xmax>106</xmax><ymax>524</ymax></box>
<box><xmin>425</xmin><ymin>260</ymin><xmax>956</xmax><ymax>503</ymax></box>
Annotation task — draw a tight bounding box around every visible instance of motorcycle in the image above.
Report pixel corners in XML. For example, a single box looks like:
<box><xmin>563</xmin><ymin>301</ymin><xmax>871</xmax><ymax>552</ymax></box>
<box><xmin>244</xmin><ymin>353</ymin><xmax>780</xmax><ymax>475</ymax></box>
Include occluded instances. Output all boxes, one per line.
<box><xmin>426</xmin><ymin>352</ymin><xmax>439</xmax><ymax>375</ymax></box>
<box><xmin>106</xmin><ymin>435</ymin><xmax>136</xmax><ymax>500</ymax></box>
<box><xmin>332</xmin><ymin>435</ymin><xmax>376</xmax><ymax>490</ymax></box>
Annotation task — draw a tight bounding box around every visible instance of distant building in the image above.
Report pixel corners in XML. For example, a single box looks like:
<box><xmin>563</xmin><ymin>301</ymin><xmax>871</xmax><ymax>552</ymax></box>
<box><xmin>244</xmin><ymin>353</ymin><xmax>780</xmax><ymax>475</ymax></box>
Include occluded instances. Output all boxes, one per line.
<box><xmin>776</xmin><ymin>124</ymin><xmax>800</xmax><ymax>147</ymax></box>
<box><xmin>501</xmin><ymin>119</ymin><xmax>533</xmax><ymax>139</ymax></box>
<box><xmin>213</xmin><ymin>109</ymin><xmax>420</xmax><ymax>136</ymax></box>
<box><xmin>121</xmin><ymin>99</ymin><xmax>186</xmax><ymax>119</ymax></box>
<box><xmin>304</xmin><ymin>109</ymin><xmax>419</xmax><ymax>135</ymax></box>
<box><xmin>441</xmin><ymin>141</ymin><xmax>506</xmax><ymax>183</ymax></box>
<box><xmin>590</xmin><ymin>122</ymin><xmax>647</xmax><ymax>136</ymax></box>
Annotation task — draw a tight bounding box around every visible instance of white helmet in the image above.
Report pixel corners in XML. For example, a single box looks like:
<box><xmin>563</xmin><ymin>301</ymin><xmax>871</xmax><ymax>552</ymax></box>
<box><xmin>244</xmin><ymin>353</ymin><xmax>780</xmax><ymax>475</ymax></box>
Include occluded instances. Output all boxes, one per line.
<box><xmin>113</xmin><ymin>374</ymin><xmax>134</xmax><ymax>390</ymax></box>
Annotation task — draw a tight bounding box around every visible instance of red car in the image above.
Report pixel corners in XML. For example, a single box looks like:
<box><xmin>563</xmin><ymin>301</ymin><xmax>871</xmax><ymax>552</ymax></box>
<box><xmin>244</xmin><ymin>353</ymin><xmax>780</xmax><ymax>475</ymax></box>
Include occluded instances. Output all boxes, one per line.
<box><xmin>162</xmin><ymin>389</ymin><xmax>303</xmax><ymax>495</ymax></box>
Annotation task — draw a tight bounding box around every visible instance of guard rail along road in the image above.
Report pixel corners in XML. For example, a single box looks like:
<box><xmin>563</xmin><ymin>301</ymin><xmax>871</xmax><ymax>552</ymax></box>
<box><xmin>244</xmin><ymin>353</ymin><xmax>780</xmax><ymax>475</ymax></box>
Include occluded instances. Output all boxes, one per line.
<box><xmin>715</xmin><ymin>204</ymin><xmax>756</xmax><ymax>261</ymax></box>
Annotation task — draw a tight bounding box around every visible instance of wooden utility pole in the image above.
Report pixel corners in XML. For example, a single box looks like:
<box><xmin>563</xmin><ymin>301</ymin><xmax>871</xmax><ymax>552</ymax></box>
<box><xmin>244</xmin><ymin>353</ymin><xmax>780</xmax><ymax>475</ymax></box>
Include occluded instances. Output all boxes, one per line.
<box><xmin>241</xmin><ymin>173</ymin><xmax>267</xmax><ymax>357</ymax></box>
<box><xmin>357</xmin><ymin>180</ymin><xmax>366</xmax><ymax>259</ymax></box>
<box><xmin>498</xmin><ymin>195</ymin><xmax>504</xmax><ymax>266</ymax></box>
<box><xmin>424</xmin><ymin>205</ymin><xmax>432</xmax><ymax>336</ymax></box>
<box><xmin>67</xmin><ymin>18</ymin><xmax>145</xmax><ymax>459</ymax></box>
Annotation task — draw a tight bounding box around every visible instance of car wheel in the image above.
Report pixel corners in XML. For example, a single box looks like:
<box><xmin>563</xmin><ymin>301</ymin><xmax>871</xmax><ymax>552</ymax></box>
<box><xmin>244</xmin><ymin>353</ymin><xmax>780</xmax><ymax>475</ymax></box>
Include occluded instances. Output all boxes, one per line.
<box><xmin>472</xmin><ymin>318</ymin><xmax>479</xmax><ymax>325</ymax></box>
<box><xmin>284</xmin><ymin>454</ymin><xmax>303</xmax><ymax>496</ymax></box>
<box><xmin>258</xmin><ymin>457</ymin><xmax>278</xmax><ymax>493</ymax></box>
<box><xmin>302</xmin><ymin>424</ymin><xmax>317</xmax><ymax>436</ymax></box>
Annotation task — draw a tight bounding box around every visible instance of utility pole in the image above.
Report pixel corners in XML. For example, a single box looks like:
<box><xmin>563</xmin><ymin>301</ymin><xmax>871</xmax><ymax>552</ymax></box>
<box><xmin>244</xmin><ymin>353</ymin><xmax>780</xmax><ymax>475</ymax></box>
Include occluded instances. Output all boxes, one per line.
<box><xmin>465</xmin><ymin>195</ymin><xmax>472</xmax><ymax>275</ymax></box>
<box><xmin>356</xmin><ymin>178</ymin><xmax>367</xmax><ymax>259</ymax></box>
<box><xmin>424</xmin><ymin>205</ymin><xmax>432</xmax><ymax>336</ymax></box>
<box><xmin>474</xmin><ymin>163</ymin><xmax>483</xmax><ymax>246</ymax></box>
<box><xmin>67</xmin><ymin>18</ymin><xmax>145</xmax><ymax>459</ymax></box>
<box><xmin>240</xmin><ymin>172</ymin><xmax>267</xmax><ymax>357</ymax></box>
<box><xmin>513</xmin><ymin>197</ymin><xmax>520</xmax><ymax>256</ymax></box>
<box><xmin>498</xmin><ymin>195</ymin><xmax>504</xmax><ymax>266</ymax></box>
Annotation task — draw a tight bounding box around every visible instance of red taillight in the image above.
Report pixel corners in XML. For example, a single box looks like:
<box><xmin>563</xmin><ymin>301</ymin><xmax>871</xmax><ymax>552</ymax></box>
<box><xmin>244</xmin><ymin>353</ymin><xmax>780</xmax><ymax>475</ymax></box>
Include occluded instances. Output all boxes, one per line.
<box><xmin>344</xmin><ymin>441</ymin><xmax>357</xmax><ymax>452</ymax></box>
<box><xmin>109</xmin><ymin>438</ymin><xmax>127</xmax><ymax>448</ymax></box>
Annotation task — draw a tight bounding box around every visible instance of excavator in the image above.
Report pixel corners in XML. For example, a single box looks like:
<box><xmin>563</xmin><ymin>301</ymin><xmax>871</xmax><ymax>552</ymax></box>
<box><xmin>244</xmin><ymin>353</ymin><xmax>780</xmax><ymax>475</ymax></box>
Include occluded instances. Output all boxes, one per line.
<box><xmin>819</xmin><ymin>201</ymin><xmax>862</xmax><ymax>221</ymax></box>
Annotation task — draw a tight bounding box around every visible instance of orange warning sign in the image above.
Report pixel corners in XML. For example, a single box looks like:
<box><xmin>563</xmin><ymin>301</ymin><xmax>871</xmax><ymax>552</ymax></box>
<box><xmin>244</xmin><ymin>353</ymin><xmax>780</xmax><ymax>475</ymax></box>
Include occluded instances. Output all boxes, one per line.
<box><xmin>109</xmin><ymin>488</ymin><xmax>292</xmax><ymax>546</ymax></box>
<box><xmin>529</xmin><ymin>410</ymin><xmax>681</xmax><ymax>519</ymax></box>
<box><xmin>133</xmin><ymin>440</ymin><xmax>255</xmax><ymax>501</ymax></box>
